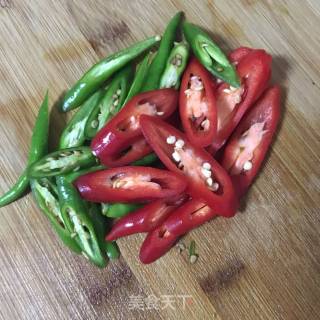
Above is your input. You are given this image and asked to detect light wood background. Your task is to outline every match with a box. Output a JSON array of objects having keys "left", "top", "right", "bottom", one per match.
[{"left": 0, "top": 1, "right": 319, "bottom": 319}]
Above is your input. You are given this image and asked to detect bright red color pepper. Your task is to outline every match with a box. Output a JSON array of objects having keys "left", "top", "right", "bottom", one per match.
[
  {"left": 106, "top": 195, "right": 187, "bottom": 241},
  {"left": 179, "top": 58, "right": 217, "bottom": 147},
  {"left": 229, "top": 47, "right": 253, "bottom": 65},
  {"left": 91, "top": 89, "right": 178, "bottom": 167},
  {"left": 209, "top": 49, "right": 272, "bottom": 154},
  {"left": 140, "top": 115, "right": 238, "bottom": 217},
  {"left": 140, "top": 199, "right": 213, "bottom": 264},
  {"left": 221, "top": 86, "right": 281, "bottom": 197},
  {"left": 75, "top": 166, "right": 187, "bottom": 203}
]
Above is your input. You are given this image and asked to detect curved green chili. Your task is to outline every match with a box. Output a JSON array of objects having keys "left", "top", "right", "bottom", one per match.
[
  {"left": 122, "top": 52, "right": 153, "bottom": 105},
  {"left": 61, "top": 35, "right": 161, "bottom": 112},
  {"left": 131, "top": 153, "right": 158, "bottom": 166},
  {"left": 84, "top": 64, "right": 134, "bottom": 139},
  {"left": 59, "top": 89, "right": 105, "bottom": 149},
  {"left": 28, "top": 146, "right": 98, "bottom": 178},
  {"left": 105, "top": 203, "right": 142, "bottom": 219},
  {"left": 56, "top": 176, "right": 107, "bottom": 268},
  {"left": 141, "top": 12, "right": 183, "bottom": 92},
  {"left": 183, "top": 22, "right": 240, "bottom": 87},
  {"left": 104, "top": 241, "right": 120, "bottom": 260},
  {"left": 160, "top": 42, "right": 190, "bottom": 89},
  {"left": 0, "top": 92, "right": 49, "bottom": 208},
  {"left": 30, "top": 178, "right": 81, "bottom": 253}
]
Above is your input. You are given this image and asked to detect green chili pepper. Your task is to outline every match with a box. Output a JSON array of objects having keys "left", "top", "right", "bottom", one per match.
[
  {"left": 106, "top": 203, "right": 142, "bottom": 218},
  {"left": 30, "top": 178, "right": 81, "bottom": 253},
  {"left": 141, "top": 12, "right": 183, "bottom": 92},
  {"left": 56, "top": 176, "right": 107, "bottom": 268},
  {"left": 183, "top": 22, "right": 240, "bottom": 87},
  {"left": 160, "top": 42, "right": 190, "bottom": 89},
  {"left": 87, "top": 203, "right": 120, "bottom": 260},
  {"left": 64, "top": 165, "right": 105, "bottom": 183},
  {"left": 101, "top": 203, "right": 110, "bottom": 217},
  {"left": 0, "top": 92, "right": 49, "bottom": 208},
  {"left": 122, "top": 52, "right": 153, "bottom": 105},
  {"left": 59, "top": 90, "right": 105, "bottom": 149},
  {"left": 84, "top": 64, "right": 134, "bottom": 139},
  {"left": 28, "top": 146, "right": 97, "bottom": 178},
  {"left": 104, "top": 241, "right": 120, "bottom": 260},
  {"left": 61, "top": 36, "right": 161, "bottom": 112},
  {"left": 131, "top": 153, "right": 158, "bottom": 166}
]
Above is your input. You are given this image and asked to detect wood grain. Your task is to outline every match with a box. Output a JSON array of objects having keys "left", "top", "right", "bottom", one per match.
[{"left": 0, "top": 0, "right": 319, "bottom": 319}]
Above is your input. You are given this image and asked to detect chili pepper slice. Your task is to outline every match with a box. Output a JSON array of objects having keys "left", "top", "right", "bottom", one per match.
[
  {"left": 106, "top": 195, "right": 187, "bottom": 241},
  {"left": 75, "top": 166, "right": 188, "bottom": 203},
  {"left": 104, "top": 203, "right": 142, "bottom": 218},
  {"left": 140, "top": 199, "right": 212, "bottom": 264},
  {"left": 183, "top": 22, "right": 240, "bottom": 87},
  {"left": 140, "top": 115, "right": 238, "bottom": 216},
  {"left": 30, "top": 178, "right": 82, "bottom": 253},
  {"left": 160, "top": 42, "right": 190, "bottom": 89},
  {"left": 209, "top": 49, "right": 272, "bottom": 154},
  {"left": 0, "top": 92, "right": 49, "bottom": 208},
  {"left": 123, "top": 52, "right": 153, "bottom": 106},
  {"left": 229, "top": 47, "right": 253, "bottom": 65},
  {"left": 84, "top": 64, "right": 134, "bottom": 139},
  {"left": 59, "top": 90, "right": 105, "bottom": 149},
  {"left": 179, "top": 58, "right": 217, "bottom": 147},
  {"left": 141, "top": 12, "right": 183, "bottom": 92},
  {"left": 222, "top": 86, "right": 281, "bottom": 197},
  {"left": 56, "top": 175, "right": 107, "bottom": 268},
  {"left": 28, "top": 146, "right": 98, "bottom": 178},
  {"left": 91, "top": 88, "right": 178, "bottom": 166},
  {"left": 61, "top": 35, "right": 161, "bottom": 112}
]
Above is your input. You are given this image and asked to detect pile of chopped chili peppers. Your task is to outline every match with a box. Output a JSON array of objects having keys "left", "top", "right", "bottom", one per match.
[{"left": 0, "top": 12, "right": 281, "bottom": 266}]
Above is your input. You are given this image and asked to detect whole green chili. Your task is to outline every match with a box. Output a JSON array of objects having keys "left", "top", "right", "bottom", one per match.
[
  {"left": 0, "top": 92, "right": 49, "bottom": 208},
  {"left": 183, "top": 22, "right": 240, "bottom": 87},
  {"left": 61, "top": 35, "right": 161, "bottom": 112},
  {"left": 141, "top": 12, "right": 183, "bottom": 92}
]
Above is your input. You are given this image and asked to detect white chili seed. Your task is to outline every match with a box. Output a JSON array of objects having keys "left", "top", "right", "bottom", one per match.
[
  {"left": 116, "top": 89, "right": 121, "bottom": 95},
  {"left": 206, "top": 177, "right": 213, "bottom": 186},
  {"left": 156, "top": 111, "right": 164, "bottom": 116},
  {"left": 113, "top": 99, "right": 119, "bottom": 106},
  {"left": 243, "top": 160, "right": 253, "bottom": 171},
  {"left": 223, "top": 88, "right": 232, "bottom": 94},
  {"left": 201, "top": 168, "right": 212, "bottom": 178},
  {"left": 172, "top": 151, "right": 181, "bottom": 162},
  {"left": 190, "top": 255, "right": 198, "bottom": 264},
  {"left": 201, "top": 119, "right": 210, "bottom": 130},
  {"left": 175, "top": 139, "right": 185, "bottom": 149},
  {"left": 212, "top": 182, "right": 219, "bottom": 191},
  {"left": 166, "top": 135, "right": 176, "bottom": 144},
  {"left": 203, "top": 162, "right": 211, "bottom": 170}
]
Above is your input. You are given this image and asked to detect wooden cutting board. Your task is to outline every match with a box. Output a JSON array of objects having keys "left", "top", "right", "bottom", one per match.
[{"left": 0, "top": 1, "right": 319, "bottom": 319}]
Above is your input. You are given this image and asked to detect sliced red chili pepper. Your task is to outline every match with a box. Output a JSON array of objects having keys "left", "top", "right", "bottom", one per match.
[
  {"left": 106, "top": 194, "right": 187, "bottom": 241},
  {"left": 140, "top": 115, "right": 238, "bottom": 217},
  {"left": 100, "top": 136, "right": 152, "bottom": 167},
  {"left": 209, "top": 49, "right": 272, "bottom": 154},
  {"left": 228, "top": 47, "right": 253, "bottom": 65},
  {"left": 179, "top": 58, "right": 217, "bottom": 147},
  {"left": 75, "top": 166, "right": 187, "bottom": 203},
  {"left": 140, "top": 199, "right": 213, "bottom": 264},
  {"left": 91, "top": 89, "right": 178, "bottom": 166},
  {"left": 222, "top": 86, "right": 280, "bottom": 197}
]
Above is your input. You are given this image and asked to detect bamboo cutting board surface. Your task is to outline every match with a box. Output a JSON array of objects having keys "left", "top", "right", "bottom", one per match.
[{"left": 0, "top": 1, "right": 320, "bottom": 319}]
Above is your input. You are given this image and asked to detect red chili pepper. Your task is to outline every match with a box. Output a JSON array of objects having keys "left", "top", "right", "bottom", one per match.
[
  {"left": 75, "top": 166, "right": 187, "bottom": 203},
  {"left": 228, "top": 47, "right": 253, "bottom": 65},
  {"left": 106, "top": 194, "right": 187, "bottom": 241},
  {"left": 179, "top": 58, "right": 217, "bottom": 147},
  {"left": 140, "top": 115, "right": 238, "bottom": 217},
  {"left": 91, "top": 89, "right": 178, "bottom": 166},
  {"left": 140, "top": 199, "right": 213, "bottom": 264},
  {"left": 221, "top": 86, "right": 280, "bottom": 197},
  {"left": 209, "top": 49, "right": 272, "bottom": 154}
]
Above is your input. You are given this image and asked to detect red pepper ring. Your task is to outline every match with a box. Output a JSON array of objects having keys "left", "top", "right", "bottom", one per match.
[
  {"left": 75, "top": 166, "right": 188, "bottom": 203},
  {"left": 106, "top": 194, "right": 187, "bottom": 241},
  {"left": 140, "top": 115, "right": 238, "bottom": 217},
  {"left": 91, "top": 88, "right": 178, "bottom": 166},
  {"left": 179, "top": 58, "right": 217, "bottom": 147},
  {"left": 222, "top": 86, "right": 281, "bottom": 197},
  {"left": 139, "top": 199, "right": 214, "bottom": 264}
]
